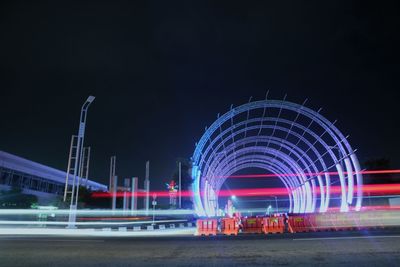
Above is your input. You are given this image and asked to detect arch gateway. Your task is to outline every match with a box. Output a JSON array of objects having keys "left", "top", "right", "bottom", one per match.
[{"left": 191, "top": 99, "right": 363, "bottom": 217}]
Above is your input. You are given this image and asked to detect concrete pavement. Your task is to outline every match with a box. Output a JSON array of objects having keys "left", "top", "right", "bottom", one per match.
[{"left": 1, "top": 230, "right": 400, "bottom": 266}]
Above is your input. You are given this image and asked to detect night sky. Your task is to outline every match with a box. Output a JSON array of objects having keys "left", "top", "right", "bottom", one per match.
[{"left": 1, "top": 1, "right": 399, "bottom": 191}]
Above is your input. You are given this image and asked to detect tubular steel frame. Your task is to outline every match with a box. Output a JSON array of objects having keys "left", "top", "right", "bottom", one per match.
[{"left": 191, "top": 99, "right": 363, "bottom": 217}]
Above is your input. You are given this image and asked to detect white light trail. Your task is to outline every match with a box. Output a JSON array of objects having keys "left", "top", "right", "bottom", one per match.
[
  {"left": 0, "top": 219, "right": 187, "bottom": 226},
  {"left": 0, "top": 228, "right": 196, "bottom": 237},
  {"left": 0, "top": 209, "right": 195, "bottom": 216}
]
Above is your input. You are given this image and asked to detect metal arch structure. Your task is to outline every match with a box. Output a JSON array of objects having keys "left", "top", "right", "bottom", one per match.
[{"left": 191, "top": 99, "right": 363, "bottom": 217}]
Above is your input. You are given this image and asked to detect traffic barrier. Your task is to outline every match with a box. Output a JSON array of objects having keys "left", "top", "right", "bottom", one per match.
[
  {"left": 118, "top": 227, "right": 127, "bottom": 232},
  {"left": 288, "top": 215, "right": 312, "bottom": 233},
  {"left": 147, "top": 225, "right": 154, "bottom": 231},
  {"left": 187, "top": 222, "right": 193, "bottom": 227},
  {"left": 242, "top": 217, "right": 263, "bottom": 234},
  {"left": 307, "top": 214, "right": 317, "bottom": 232},
  {"left": 159, "top": 224, "right": 166, "bottom": 230},
  {"left": 262, "top": 216, "right": 284, "bottom": 234},
  {"left": 193, "top": 210, "right": 400, "bottom": 237},
  {"left": 287, "top": 217, "right": 295, "bottom": 233},
  {"left": 133, "top": 226, "right": 141, "bottom": 231},
  {"left": 333, "top": 213, "right": 348, "bottom": 231},
  {"left": 196, "top": 219, "right": 218, "bottom": 236},
  {"left": 169, "top": 224, "right": 175, "bottom": 229},
  {"left": 313, "top": 212, "right": 360, "bottom": 231},
  {"left": 221, "top": 218, "right": 239, "bottom": 235}
]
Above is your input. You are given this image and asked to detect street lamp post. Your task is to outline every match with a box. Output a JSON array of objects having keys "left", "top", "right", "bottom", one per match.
[
  {"left": 178, "top": 161, "right": 181, "bottom": 209},
  {"left": 67, "top": 96, "right": 95, "bottom": 229},
  {"left": 267, "top": 205, "right": 272, "bottom": 215},
  {"left": 152, "top": 194, "right": 157, "bottom": 226}
]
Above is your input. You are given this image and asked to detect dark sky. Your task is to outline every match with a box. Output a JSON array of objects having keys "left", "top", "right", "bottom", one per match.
[{"left": 1, "top": 1, "right": 399, "bottom": 191}]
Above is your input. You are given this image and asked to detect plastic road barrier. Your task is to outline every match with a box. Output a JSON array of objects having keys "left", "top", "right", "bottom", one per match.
[
  {"left": 288, "top": 215, "right": 313, "bottom": 233},
  {"left": 262, "top": 216, "right": 285, "bottom": 234},
  {"left": 196, "top": 219, "right": 218, "bottom": 236},
  {"left": 221, "top": 218, "right": 239, "bottom": 235},
  {"left": 242, "top": 217, "right": 263, "bottom": 234}
]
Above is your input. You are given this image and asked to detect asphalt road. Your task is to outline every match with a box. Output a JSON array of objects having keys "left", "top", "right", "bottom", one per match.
[{"left": 1, "top": 230, "right": 400, "bottom": 267}]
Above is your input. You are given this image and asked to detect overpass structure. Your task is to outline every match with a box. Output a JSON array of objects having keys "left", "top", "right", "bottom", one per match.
[{"left": 0, "top": 150, "right": 106, "bottom": 202}]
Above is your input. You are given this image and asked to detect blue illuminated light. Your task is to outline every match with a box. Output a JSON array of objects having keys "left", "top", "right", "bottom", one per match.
[{"left": 191, "top": 99, "right": 363, "bottom": 217}]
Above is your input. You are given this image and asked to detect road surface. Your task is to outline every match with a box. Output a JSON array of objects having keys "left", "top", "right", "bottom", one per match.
[{"left": 1, "top": 230, "right": 400, "bottom": 266}]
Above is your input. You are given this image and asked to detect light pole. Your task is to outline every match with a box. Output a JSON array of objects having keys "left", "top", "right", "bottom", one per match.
[
  {"left": 67, "top": 96, "right": 95, "bottom": 229},
  {"left": 267, "top": 205, "right": 272, "bottom": 215},
  {"left": 178, "top": 161, "right": 182, "bottom": 209},
  {"left": 152, "top": 193, "right": 157, "bottom": 226}
]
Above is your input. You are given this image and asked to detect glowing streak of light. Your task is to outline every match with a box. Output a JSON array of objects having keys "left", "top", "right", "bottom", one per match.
[
  {"left": 91, "top": 183, "right": 400, "bottom": 198},
  {"left": 0, "top": 228, "right": 196, "bottom": 237},
  {"left": 0, "top": 209, "right": 195, "bottom": 216},
  {"left": 0, "top": 219, "right": 187, "bottom": 226},
  {"left": 213, "top": 169, "right": 400, "bottom": 179}
]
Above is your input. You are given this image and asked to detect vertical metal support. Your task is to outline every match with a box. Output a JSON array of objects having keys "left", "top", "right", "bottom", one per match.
[
  {"left": 73, "top": 123, "right": 86, "bottom": 206},
  {"left": 109, "top": 156, "right": 116, "bottom": 209},
  {"left": 144, "top": 179, "right": 150, "bottom": 214},
  {"left": 152, "top": 194, "right": 157, "bottom": 225},
  {"left": 67, "top": 96, "right": 95, "bottom": 229},
  {"left": 144, "top": 161, "right": 150, "bottom": 215},
  {"left": 64, "top": 135, "right": 77, "bottom": 202},
  {"left": 123, "top": 191, "right": 127, "bottom": 211},
  {"left": 109, "top": 156, "right": 116, "bottom": 192},
  {"left": 178, "top": 161, "right": 182, "bottom": 209},
  {"left": 112, "top": 175, "right": 118, "bottom": 210},
  {"left": 131, "top": 177, "right": 138, "bottom": 212},
  {"left": 80, "top": 147, "right": 91, "bottom": 186},
  {"left": 123, "top": 178, "right": 131, "bottom": 211}
]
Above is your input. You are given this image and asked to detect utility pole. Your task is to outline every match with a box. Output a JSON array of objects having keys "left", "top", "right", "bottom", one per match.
[
  {"left": 109, "top": 156, "right": 117, "bottom": 210},
  {"left": 144, "top": 161, "right": 150, "bottom": 215},
  {"left": 112, "top": 176, "right": 118, "bottom": 210},
  {"left": 152, "top": 193, "right": 157, "bottom": 226},
  {"left": 274, "top": 196, "right": 279, "bottom": 213},
  {"left": 178, "top": 161, "right": 182, "bottom": 209},
  {"left": 131, "top": 177, "right": 138, "bottom": 212},
  {"left": 123, "top": 178, "right": 131, "bottom": 211},
  {"left": 67, "top": 96, "right": 95, "bottom": 229}
]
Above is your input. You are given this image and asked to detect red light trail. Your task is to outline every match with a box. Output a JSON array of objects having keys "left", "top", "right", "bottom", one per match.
[
  {"left": 219, "top": 169, "right": 400, "bottom": 179},
  {"left": 91, "top": 183, "right": 400, "bottom": 199}
]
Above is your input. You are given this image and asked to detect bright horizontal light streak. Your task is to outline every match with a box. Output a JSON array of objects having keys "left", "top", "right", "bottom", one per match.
[
  {"left": 91, "top": 183, "right": 400, "bottom": 199},
  {"left": 0, "top": 209, "right": 195, "bottom": 216},
  {"left": 0, "top": 219, "right": 187, "bottom": 226},
  {"left": 212, "top": 169, "right": 400, "bottom": 179},
  {"left": 218, "top": 188, "right": 288, "bottom": 197},
  {"left": 0, "top": 228, "right": 196, "bottom": 237}
]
